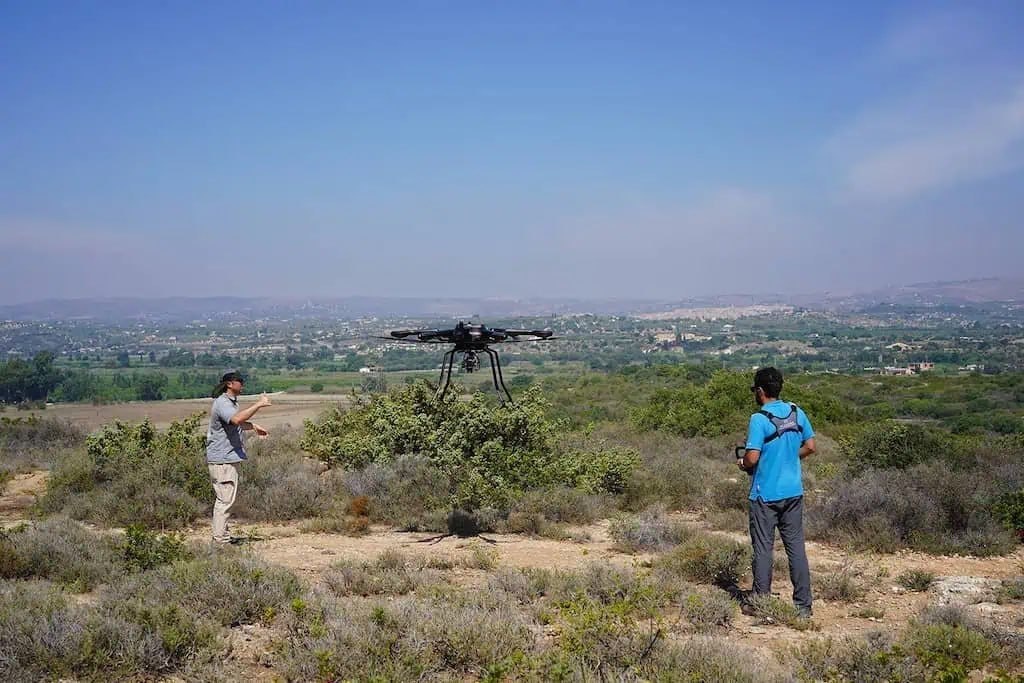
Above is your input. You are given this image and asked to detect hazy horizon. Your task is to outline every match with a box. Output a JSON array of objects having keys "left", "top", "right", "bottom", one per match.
[{"left": 3, "top": 2, "right": 1023, "bottom": 305}]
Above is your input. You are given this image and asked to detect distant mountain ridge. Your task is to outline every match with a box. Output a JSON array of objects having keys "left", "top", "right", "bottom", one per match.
[{"left": 1, "top": 278, "right": 1021, "bottom": 321}]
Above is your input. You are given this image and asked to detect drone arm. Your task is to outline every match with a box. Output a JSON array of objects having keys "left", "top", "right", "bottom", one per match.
[{"left": 502, "top": 329, "right": 554, "bottom": 339}]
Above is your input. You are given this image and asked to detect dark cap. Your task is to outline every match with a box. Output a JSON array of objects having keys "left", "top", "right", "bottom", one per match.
[{"left": 220, "top": 370, "right": 245, "bottom": 383}]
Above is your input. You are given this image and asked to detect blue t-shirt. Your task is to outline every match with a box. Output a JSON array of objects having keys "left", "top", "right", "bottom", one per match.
[{"left": 745, "top": 400, "right": 814, "bottom": 502}]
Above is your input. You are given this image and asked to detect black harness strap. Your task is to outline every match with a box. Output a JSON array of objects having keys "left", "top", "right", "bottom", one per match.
[{"left": 759, "top": 403, "right": 803, "bottom": 444}]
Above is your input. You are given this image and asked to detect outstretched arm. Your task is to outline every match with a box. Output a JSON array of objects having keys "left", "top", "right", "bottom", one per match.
[{"left": 230, "top": 393, "right": 272, "bottom": 425}]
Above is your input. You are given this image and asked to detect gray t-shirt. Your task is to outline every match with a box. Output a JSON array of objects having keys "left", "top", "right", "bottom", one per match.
[{"left": 206, "top": 394, "right": 247, "bottom": 464}]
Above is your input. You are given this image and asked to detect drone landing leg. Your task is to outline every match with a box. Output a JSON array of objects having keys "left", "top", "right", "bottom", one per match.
[
  {"left": 437, "top": 349, "right": 456, "bottom": 399},
  {"left": 485, "top": 348, "right": 514, "bottom": 404}
]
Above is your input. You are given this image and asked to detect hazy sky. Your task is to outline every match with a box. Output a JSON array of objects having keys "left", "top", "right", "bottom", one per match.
[{"left": 2, "top": 1, "right": 1023, "bottom": 303}]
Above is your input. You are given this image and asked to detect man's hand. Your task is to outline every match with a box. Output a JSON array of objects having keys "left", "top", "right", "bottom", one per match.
[
  {"left": 251, "top": 423, "right": 269, "bottom": 437},
  {"left": 257, "top": 393, "right": 272, "bottom": 407}
]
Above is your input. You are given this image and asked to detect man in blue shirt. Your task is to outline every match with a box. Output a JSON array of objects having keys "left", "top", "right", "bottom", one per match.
[{"left": 738, "top": 367, "right": 816, "bottom": 617}]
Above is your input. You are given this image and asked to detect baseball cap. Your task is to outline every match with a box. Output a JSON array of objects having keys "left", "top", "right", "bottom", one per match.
[{"left": 220, "top": 370, "right": 245, "bottom": 383}]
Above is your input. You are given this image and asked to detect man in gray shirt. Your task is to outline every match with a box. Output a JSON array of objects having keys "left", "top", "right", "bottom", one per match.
[{"left": 206, "top": 370, "right": 271, "bottom": 543}]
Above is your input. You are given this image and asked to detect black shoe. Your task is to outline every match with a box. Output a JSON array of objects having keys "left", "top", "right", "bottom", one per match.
[{"left": 796, "top": 606, "right": 813, "bottom": 619}]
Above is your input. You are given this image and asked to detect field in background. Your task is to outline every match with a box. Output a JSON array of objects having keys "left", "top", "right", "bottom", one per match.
[{"left": 16, "top": 392, "right": 349, "bottom": 432}]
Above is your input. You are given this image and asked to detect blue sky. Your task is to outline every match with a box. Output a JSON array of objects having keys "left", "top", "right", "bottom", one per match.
[{"left": 1, "top": 1, "right": 1022, "bottom": 303}]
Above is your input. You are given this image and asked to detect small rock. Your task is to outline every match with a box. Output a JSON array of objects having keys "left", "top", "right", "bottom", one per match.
[{"left": 930, "top": 576, "right": 1000, "bottom": 606}]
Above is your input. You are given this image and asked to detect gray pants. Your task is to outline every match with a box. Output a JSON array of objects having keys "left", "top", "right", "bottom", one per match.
[{"left": 749, "top": 495, "right": 812, "bottom": 611}]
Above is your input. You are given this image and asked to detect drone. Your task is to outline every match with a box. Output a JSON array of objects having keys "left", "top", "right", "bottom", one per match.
[{"left": 384, "top": 321, "right": 556, "bottom": 402}]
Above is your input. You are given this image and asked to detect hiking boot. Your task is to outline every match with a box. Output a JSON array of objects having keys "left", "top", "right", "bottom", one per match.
[{"left": 796, "top": 606, "right": 813, "bottom": 619}]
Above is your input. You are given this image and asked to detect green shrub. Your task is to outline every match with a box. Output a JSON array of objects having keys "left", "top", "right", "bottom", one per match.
[
  {"left": 997, "top": 577, "right": 1024, "bottom": 602},
  {"left": 656, "top": 532, "right": 750, "bottom": 587},
  {"left": 507, "top": 486, "right": 613, "bottom": 526},
  {"left": 301, "top": 382, "right": 638, "bottom": 510},
  {"left": 745, "top": 594, "right": 815, "bottom": 630},
  {"left": 621, "top": 448, "right": 715, "bottom": 512},
  {"left": 791, "top": 632, "right": 915, "bottom": 682},
  {"left": 841, "top": 421, "right": 956, "bottom": 472},
  {"left": 902, "top": 622, "right": 994, "bottom": 674},
  {"left": 119, "top": 524, "right": 189, "bottom": 571},
  {"left": 645, "top": 636, "right": 786, "bottom": 682},
  {"left": 342, "top": 454, "right": 452, "bottom": 530},
  {"left": 896, "top": 569, "right": 935, "bottom": 592},
  {"left": 608, "top": 505, "right": 692, "bottom": 553},
  {"left": 40, "top": 415, "right": 209, "bottom": 529},
  {"left": 629, "top": 370, "right": 751, "bottom": 437},
  {"left": 708, "top": 476, "right": 751, "bottom": 512},
  {"left": 991, "top": 488, "right": 1024, "bottom": 535}
]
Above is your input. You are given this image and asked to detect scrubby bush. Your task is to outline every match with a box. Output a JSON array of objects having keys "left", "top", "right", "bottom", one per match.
[
  {"left": 231, "top": 432, "right": 346, "bottom": 521},
  {"left": 279, "top": 591, "right": 535, "bottom": 681},
  {"left": 608, "top": 505, "right": 692, "bottom": 553},
  {"left": 814, "top": 562, "right": 868, "bottom": 602},
  {"left": 841, "top": 421, "right": 957, "bottom": 472},
  {"left": 0, "top": 517, "right": 121, "bottom": 589},
  {"left": 621, "top": 445, "right": 716, "bottom": 512},
  {"left": 0, "top": 579, "right": 220, "bottom": 681},
  {"left": 997, "top": 576, "right": 1024, "bottom": 602},
  {"left": 745, "top": 594, "right": 815, "bottom": 630},
  {"left": 119, "top": 524, "right": 189, "bottom": 572},
  {"left": 499, "top": 486, "right": 613, "bottom": 539},
  {"left": 342, "top": 454, "right": 452, "bottom": 530},
  {"left": 810, "top": 460, "right": 1018, "bottom": 556},
  {"left": 40, "top": 415, "right": 209, "bottom": 529},
  {"left": 680, "top": 586, "right": 736, "bottom": 631},
  {"left": 896, "top": 569, "right": 935, "bottom": 592},
  {"left": 323, "top": 550, "right": 447, "bottom": 597},
  {"left": 991, "top": 488, "right": 1024, "bottom": 537},
  {"left": 301, "top": 382, "right": 640, "bottom": 510},
  {"left": 118, "top": 549, "right": 303, "bottom": 627},
  {"left": 640, "top": 636, "right": 786, "bottom": 682},
  {"left": 0, "top": 415, "right": 83, "bottom": 468},
  {"left": 629, "top": 370, "right": 752, "bottom": 437},
  {"left": 656, "top": 532, "right": 750, "bottom": 588},
  {"left": 792, "top": 632, "right": 916, "bottom": 682}
]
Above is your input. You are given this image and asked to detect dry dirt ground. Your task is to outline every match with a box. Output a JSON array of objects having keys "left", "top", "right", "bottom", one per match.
[
  {"left": 2, "top": 471, "right": 1022, "bottom": 679},
  {"left": 17, "top": 392, "right": 347, "bottom": 432}
]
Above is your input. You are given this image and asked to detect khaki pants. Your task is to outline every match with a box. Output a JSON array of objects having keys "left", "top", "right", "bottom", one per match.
[{"left": 208, "top": 463, "right": 239, "bottom": 543}]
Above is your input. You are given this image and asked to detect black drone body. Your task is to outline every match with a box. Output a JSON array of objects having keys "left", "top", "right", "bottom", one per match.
[{"left": 386, "top": 321, "right": 555, "bottom": 402}]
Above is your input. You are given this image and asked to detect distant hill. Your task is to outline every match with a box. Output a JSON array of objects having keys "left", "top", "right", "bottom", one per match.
[
  {"left": 1, "top": 278, "right": 1020, "bottom": 321},
  {"left": 0, "top": 296, "right": 663, "bottom": 321}
]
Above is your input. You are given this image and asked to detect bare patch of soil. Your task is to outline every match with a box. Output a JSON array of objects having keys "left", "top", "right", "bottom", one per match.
[{"left": 0, "top": 470, "right": 48, "bottom": 520}]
